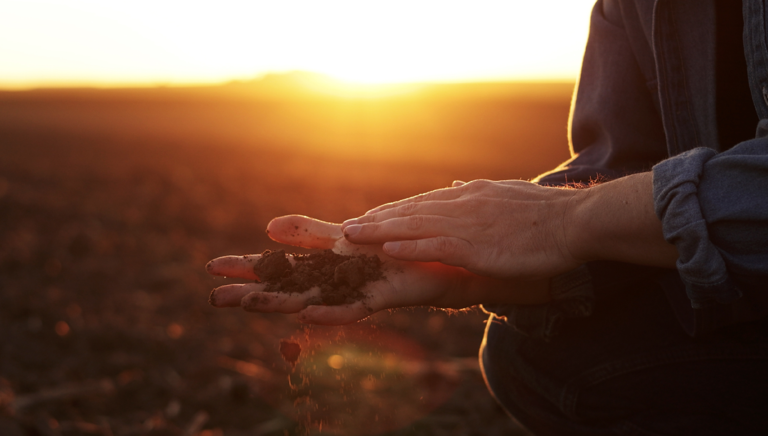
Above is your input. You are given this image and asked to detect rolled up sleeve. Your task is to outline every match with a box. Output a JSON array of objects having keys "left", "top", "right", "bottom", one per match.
[{"left": 653, "top": 130, "right": 768, "bottom": 309}]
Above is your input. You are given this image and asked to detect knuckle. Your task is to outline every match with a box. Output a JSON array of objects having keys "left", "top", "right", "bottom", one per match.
[
  {"left": 397, "top": 240, "right": 418, "bottom": 255},
  {"left": 405, "top": 215, "right": 424, "bottom": 231},
  {"left": 432, "top": 236, "right": 458, "bottom": 254},
  {"left": 397, "top": 202, "right": 419, "bottom": 217},
  {"left": 355, "top": 215, "right": 374, "bottom": 225},
  {"left": 467, "top": 179, "right": 491, "bottom": 190}
]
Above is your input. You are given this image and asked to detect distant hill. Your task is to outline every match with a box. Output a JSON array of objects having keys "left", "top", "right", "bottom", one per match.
[
  {"left": 0, "top": 71, "right": 575, "bottom": 103},
  {"left": 0, "top": 72, "right": 574, "bottom": 180}
]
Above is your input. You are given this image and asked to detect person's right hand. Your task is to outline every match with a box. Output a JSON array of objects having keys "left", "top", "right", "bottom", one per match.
[{"left": 206, "top": 215, "right": 550, "bottom": 326}]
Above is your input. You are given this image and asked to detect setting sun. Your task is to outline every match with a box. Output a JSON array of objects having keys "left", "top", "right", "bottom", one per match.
[{"left": 0, "top": 0, "right": 596, "bottom": 89}]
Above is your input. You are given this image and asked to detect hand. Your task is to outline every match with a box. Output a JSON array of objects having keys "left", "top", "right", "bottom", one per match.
[
  {"left": 340, "top": 179, "right": 584, "bottom": 281},
  {"left": 206, "top": 215, "right": 550, "bottom": 325}
]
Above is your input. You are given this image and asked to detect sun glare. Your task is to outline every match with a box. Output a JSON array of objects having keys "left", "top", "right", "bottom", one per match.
[{"left": 0, "top": 0, "right": 596, "bottom": 89}]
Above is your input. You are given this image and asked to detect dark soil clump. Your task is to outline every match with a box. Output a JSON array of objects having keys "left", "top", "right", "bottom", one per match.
[
  {"left": 253, "top": 249, "right": 292, "bottom": 281},
  {"left": 279, "top": 340, "right": 302, "bottom": 367},
  {"left": 253, "top": 249, "right": 383, "bottom": 305}
]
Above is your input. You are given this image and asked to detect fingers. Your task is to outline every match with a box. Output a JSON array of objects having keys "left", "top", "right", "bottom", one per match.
[
  {"left": 382, "top": 237, "right": 474, "bottom": 266},
  {"left": 343, "top": 200, "right": 464, "bottom": 231},
  {"left": 351, "top": 180, "right": 536, "bottom": 226},
  {"left": 211, "top": 283, "right": 382, "bottom": 325},
  {"left": 362, "top": 185, "right": 465, "bottom": 216},
  {"left": 210, "top": 283, "right": 324, "bottom": 314},
  {"left": 241, "top": 288, "right": 322, "bottom": 313},
  {"left": 267, "top": 215, "right": 341, "bottom": 249},
  {"left": 207, "top": 254, "right": 268, "bottom": 280},
  {"left": 344, "top": 215, "right": 465, "bottom": 245},
  {"left": 297, "top": 301, "right": 375, "bottom": 325},
  {"left": 209, "top": 283, "right": 266, "bottom": 307}
]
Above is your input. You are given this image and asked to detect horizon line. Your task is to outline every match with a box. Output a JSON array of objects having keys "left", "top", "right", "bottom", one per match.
[{"left": 0, "top": 71, "right": 577, "bottom": 92}]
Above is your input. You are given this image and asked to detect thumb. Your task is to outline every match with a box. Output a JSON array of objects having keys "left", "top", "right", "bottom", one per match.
[{"left": 266, "top": 215, "right": 341, "bottom": 249}]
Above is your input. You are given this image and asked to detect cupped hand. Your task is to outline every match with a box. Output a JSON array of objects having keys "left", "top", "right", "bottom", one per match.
[
  {"left": 340, "top": 179, "right": 585, "bottom": 280},
  {"left": 206, "top": 215, "right": 550, "bottom": 325}
]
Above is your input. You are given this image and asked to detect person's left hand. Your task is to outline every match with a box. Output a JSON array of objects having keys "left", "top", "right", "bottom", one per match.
[
  {"left": 206, "top": 215, "right": 550, "bottom": 325},
  {"left": 340, "top": 179, "right": 585, "bottom": 281}
]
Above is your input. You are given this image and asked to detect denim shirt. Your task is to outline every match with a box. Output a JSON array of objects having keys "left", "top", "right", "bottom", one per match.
[{"left": 484, "top": 0, "right": 768, "bottom": 338}]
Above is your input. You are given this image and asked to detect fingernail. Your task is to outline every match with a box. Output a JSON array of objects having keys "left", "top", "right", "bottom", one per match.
[
  {"left": 205, "top": 261, "right": 213, "bottom": 271},
  {"left": 208, "top": 288, "right": 219, "bottom": 306},
  {"left": 344, "top": 224, "right": 362, "bottom": 237},
  {"left": 341, "top": 218, "right": 358, "bottom": 229},
  {"left": 365, "top": 207, "right": 380, "bottom": 216},
  {"left": 383, "top": 241, "right": 401, "bottom": 253}
]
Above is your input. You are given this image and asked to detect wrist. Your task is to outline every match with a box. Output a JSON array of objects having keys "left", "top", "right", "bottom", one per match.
[
  {"left": 560, "top": 172, "right": 678, "bottom": 268},
  {"left": 562, "top": 187, "right": 596, "bottom": 264}
]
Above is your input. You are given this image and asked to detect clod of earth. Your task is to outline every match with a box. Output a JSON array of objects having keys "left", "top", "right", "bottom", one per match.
[
  {"left": 252, "top": 249, "right": 292, "bottom": 281},
  {"left": 279, "top": 340, "right": 301, "bottom": 367},
  {"left": 253, "top": 249, "right": 383, "bottom": 306}
]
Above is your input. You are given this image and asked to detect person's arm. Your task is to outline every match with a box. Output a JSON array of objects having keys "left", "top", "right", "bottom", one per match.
[
  {"left": 566, "top": 171, "right": 678, "bottom": 268},
  {"left": 341, "top": 171, "right": 677, "bottom": 280}
]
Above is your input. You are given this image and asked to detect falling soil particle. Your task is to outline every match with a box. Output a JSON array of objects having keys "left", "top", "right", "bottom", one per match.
[
  {"left": 253, "top": 249, "right": 383, "bottom": 305},
  {"left": 279, "top": 340, "right": 301, "bottom": 367}
]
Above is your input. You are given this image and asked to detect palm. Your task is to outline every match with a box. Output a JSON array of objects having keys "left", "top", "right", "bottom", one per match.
[{"left": 207, "top": 215, "right": 470, "bottom": 325}]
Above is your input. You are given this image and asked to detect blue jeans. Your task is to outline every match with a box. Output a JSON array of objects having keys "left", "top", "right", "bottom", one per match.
[{"left": 480, "top": 273, "right": 768, "bottom": 436}]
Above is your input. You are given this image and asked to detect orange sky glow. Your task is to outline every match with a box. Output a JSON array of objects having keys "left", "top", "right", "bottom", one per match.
[{"left": 0, "top": 0, "right": 596, "bottom": 89}]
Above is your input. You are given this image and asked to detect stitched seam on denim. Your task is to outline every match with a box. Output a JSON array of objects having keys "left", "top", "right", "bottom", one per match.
[
  {"left": 652, "top": 0, "right": 702, "bottom": 157},
  {"left": 558, "top": 344, "right": 768, "bottom": 419},
  {"left": 653, "top": 0, "right": 680, "bottom": 156},
  {"left": 668, "top": 0, "right": 702, "bottom": 153}
]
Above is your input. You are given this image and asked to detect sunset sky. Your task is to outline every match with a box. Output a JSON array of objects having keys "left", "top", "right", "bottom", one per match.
[{"left": 0, "top": 0, "right": 596, "bottom": 89}]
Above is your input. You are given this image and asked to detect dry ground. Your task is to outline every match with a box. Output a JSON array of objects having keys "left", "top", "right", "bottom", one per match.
[{"left": 0, "top": 80, "right": 571, "bottom": 436}]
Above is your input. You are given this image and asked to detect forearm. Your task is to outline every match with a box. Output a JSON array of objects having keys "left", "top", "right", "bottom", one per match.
[{"left": 566, "top": 171, "right": 678, "bottom": 268}]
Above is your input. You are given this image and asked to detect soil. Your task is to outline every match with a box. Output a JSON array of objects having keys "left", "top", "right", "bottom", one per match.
[
  {"left": 279, "top": 340, "right": 301, "bottom": 367},
  {"left": 253, "top": 249, "right": 384, "bottom": 306}
]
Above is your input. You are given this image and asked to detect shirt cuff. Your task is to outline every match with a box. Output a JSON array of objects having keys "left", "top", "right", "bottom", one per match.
[
  {"left": 652, "top": 147, "right": 743, "bottom": 308},
  {"left": 481, "top": 265, "right": 594, "bottom": 340}
]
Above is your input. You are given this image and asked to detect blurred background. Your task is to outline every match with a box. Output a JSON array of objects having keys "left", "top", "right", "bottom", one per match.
[{"left": 0, "top": 1, "right": 593, "bottom": 435}]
